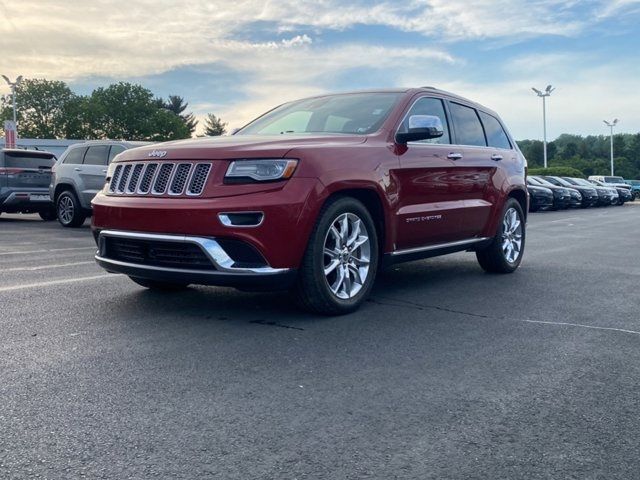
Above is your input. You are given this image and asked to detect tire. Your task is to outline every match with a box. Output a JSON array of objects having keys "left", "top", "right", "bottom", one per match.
[
  {"left": 56, "top": 190, "right": 86, "bottom": 227},
  {"left": 129, "top": 277, "right": 189, "bottom": 291},
  {"left": 294, "top": 196, "right": 379, "bottom": 315},
  {"left": 39, "top": 207, "right": 57, "bottom": 221},
  {"left": 476, "top": 198, "right": 525, "bottom": 274}
]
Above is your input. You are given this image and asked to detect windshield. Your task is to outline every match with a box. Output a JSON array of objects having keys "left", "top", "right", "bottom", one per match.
[
  {"left": 605, "top": 176, "right": 624, "bottom": 183},
  {"left": 529, "top": 176, "right": 553, "bottom": 187},
  {"left": 545, "top": 176, "right": 573, "bottom": 187},
  {"left": 572, "top": 178, "right": 594, "bottom": 187},
  {"left": 236, "top": 92, "right": 402, "bottom": 136}
]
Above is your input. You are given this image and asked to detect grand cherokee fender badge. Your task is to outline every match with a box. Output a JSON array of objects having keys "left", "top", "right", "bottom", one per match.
[{"left": 148, "top": 150, "right": 168, "bottom": 158}]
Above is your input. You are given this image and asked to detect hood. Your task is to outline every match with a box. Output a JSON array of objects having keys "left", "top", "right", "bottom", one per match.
[{"left": 115, "top": 134, "right": 367, "bottom": 162}]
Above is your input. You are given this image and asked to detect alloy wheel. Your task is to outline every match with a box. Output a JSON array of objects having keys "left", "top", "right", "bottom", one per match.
[
  {"left": 58, "top": 195, "right": 75, "bottom": 225},
  {"left": 323, "top": 212, "right": 371, "bottom": 299},
  {"left": 501, "top": 207, "right": 523, "bottom": 264}
]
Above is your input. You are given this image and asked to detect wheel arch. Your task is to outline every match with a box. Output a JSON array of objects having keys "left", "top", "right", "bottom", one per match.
[{"left": 507, "top": 187, "right": 529, "bottom": 221}]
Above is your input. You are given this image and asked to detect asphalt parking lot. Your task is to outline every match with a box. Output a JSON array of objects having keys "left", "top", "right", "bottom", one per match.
[{"left": 1, "top": 205, "right": 639, "bottom": 479}]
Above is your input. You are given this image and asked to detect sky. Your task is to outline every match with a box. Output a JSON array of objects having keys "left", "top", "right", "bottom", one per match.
[{"left": 1, "top": 0, "right": 639, "bottom": 139}]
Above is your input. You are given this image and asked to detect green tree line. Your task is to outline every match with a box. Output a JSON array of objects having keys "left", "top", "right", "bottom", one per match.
[
  {"left": 0, "top": 78, "right": 227, "bottom": 141},
  {"left": 518, "top": 133, "right": 640, "bottom": 179}
]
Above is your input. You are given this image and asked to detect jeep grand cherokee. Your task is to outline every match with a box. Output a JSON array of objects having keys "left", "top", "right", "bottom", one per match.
[{"left": 92, "top": 88, "right": 528, "bottom": 314}]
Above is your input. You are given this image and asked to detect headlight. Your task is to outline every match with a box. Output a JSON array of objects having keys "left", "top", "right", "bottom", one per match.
[{"left": 225, "top": 159, "right": 298, "bottom": 183}]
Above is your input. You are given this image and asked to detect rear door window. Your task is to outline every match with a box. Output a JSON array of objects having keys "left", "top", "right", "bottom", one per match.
[
  {"left": 83, "top": 145, "right": 110, "bottom": 166},
  {"left": 479, "top": 111, "right": 511, "bottom": 149},
  {"left": 4, "top": 151, "right": 55, "bottom": 169},
  {"left": 63, "top": 147, "right": 87, "bottom": 164},
  {"left": 449, "top": 102, "right": 487, "bottom": 147},
  {"left": 108, "top": 145, "right": 126, "bottom": 163}
]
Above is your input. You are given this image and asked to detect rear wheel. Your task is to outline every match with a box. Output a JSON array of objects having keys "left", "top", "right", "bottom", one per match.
[
  {"left": 129, "top": 277, "right": 189, "bottom": 291},
  {"left": 56, "top": 190, "right": 86, "bottom": 227},
  {"left": 476, "top": 198, "right": 525, "bottom": 274},
  {"left": 294, "top": 197, "right": 379, "bottom": 315}
]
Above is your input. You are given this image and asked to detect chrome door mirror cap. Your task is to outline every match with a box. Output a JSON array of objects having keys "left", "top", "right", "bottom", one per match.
[{"left": 396, "top": 115, "right": 444, "bottom": 144}]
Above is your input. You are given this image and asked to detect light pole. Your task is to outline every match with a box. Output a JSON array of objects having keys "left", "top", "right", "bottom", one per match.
[
  {"left": 532, "top": 85, "right": 555, "bottom": 168},
  {"left": 603, "top": 119, "right": 618, "bottom": 176},
  {"left": 2, "top": 75, "right": 23, "bottom": 127}
]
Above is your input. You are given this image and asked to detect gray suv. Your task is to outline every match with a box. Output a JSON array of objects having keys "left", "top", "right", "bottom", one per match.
[
  {"left": 1, "top": 149, "right": 57, "bottom": 220},
  {"left": 50, "top": 141, "right": 149, "bottom": 227}
]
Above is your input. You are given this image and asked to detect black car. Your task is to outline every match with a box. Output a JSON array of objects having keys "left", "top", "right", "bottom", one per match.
[
  {"left": 589, "top": 179, "right": 631, "bottom": 205},
  {"left": 526, "top": 182, "right": 554, "bottom": 212},
  {"left": 558, "top": 177, "right": 599, "bottom": 208},
  {"left": 566, "top": 177, "right": 618, "bottom": 206},
  {"left": 0, "top": 149, "right": 57, "bottom": 220},
  {"left": 568, "top": 188, "right": 582, "bottom": 208},
  {"left": 528, "top": 176, "right": 572, "bottom": 210}
]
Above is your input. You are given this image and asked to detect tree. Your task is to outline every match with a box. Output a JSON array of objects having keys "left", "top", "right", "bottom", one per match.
[
  {"left": 160, "top": 95, "right": 197, "bottom": 134},
  {"left": 203, "top": 113, "right": 227, "bottom": 136},
  {"left": 0, "top": 78, "right": 83, "bottom": 138},
  {"left": 87, "top": 82, "right": 190, "bottom": 141}
]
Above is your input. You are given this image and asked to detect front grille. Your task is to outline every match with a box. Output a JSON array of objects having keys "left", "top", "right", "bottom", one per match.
[
  {"left": 169, "top": 163, "right": 192, "bottom": 195},
  {"left": 153, "top": 164, "right": 174, "bottom": 194},
  {"left": 107, "top": 162, "right": 212, "bottom": 197},
  {"left": 104, "top": 237, "right": 215, "bottom": 270}
]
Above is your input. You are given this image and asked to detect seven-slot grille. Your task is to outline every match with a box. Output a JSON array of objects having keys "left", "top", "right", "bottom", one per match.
[{"left": 108, "top": 162, "right": 212, "bottom": 196}]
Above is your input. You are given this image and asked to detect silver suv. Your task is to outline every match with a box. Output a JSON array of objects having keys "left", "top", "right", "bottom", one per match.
[{"left": 50, "top": 141, "right": 149, "bottom": 227}]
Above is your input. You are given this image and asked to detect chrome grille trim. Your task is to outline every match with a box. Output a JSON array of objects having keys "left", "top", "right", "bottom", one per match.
[
  {"left": 126, "top": 164, "right": 145, "bottom": 194},
  {"left": 117, "top": 164, "right": 133, "bottom": 193},
  {"left": 137, "top": 163, "right": 158, "bottom": 194},
  {"left": 109, "top": 165, "right": 123, "bottom": 193},
  {"left": 107, "top": 162, "right": 212, "bottom": 197},
  {"left": 152, "top": 163, "right": 175, "bottom": 195},
  {"left": 187, "top": 163, "right": 212, "bottom": 196},
  {"left": 168, "top": 163, "right": 192, "bottom": 195}
]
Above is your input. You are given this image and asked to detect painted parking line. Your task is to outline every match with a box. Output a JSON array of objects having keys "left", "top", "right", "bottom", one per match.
[
  {"left": 0, "top": 246, "right": 96, "bottom": 256},
  {"left": 2, "top": 261, "right": 95, "bottom": 272},
  {"left": 0, "top": 274, "right": 115, "bottom": 293}
]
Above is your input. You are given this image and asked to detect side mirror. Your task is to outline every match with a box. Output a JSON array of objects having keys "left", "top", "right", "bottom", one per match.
[{"left": 396, "top": 115, "right": 444, "bottom": 144}]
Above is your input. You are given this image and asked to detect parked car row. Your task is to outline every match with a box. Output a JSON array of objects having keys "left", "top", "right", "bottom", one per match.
[{"left": 526, "top": 174, "right": 635, "bottom": 212}]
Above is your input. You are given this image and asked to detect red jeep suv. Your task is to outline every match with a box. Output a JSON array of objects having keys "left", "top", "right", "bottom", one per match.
[{"left": 92, "top": 88, "right": 528, "bottom": 314}]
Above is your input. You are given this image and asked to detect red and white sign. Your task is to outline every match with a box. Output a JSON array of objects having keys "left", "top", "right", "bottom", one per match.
[{"left": 4, "top": 120, "right": 17, "bottom": 149}]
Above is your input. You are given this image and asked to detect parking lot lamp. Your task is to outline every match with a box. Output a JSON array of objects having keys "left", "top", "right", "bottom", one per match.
[
  {"left": 531, "top": 85, "right": 555, "bottom": 168},
  {"left": 603, "top": 119, "right": 618, "bottom": 176},
  {"left": 1, "top": 75, "right": 23, "bottom": 128}
]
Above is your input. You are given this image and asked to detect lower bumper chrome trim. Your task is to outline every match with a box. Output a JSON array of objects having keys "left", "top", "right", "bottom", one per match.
[{"left": 97, "top": 229, "right": 288, "bottom": 275}]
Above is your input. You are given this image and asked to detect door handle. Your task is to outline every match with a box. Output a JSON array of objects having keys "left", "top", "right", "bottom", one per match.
[
  {"left": 74, "top": 167, "right": 82, "bottom": 172},
  {"left": 447, "top": 152, "right": 463, "bottom": 160},
  {"left": 491, "top": 154, "right": 503, "bottom": 161}
]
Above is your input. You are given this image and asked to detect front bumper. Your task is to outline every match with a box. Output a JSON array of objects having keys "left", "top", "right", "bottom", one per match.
[
  {"left": 95, "top": 230, "right": 297, "bottom": 290},
  {"left": 91, "top": 177, "right": 322, "bottom": 269}
]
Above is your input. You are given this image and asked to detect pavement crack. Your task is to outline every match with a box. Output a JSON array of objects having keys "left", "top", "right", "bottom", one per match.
[
  {"left": 369, "top": 296, "right": 491, "bottom": 319},
  {"left": 249, "top": 319, "right": 304, "bottom": 331}
]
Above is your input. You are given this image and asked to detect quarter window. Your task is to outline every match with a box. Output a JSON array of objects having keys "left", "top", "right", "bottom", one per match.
[
  {"left": 479, "top": 111, "right": 511, "bottom": 149},
  {"left": 83, "top": 145, "right": 109, "bottom": 166},
  {"left": 399, "top": 97, "right": 450, "bottom": 144},
  {"left": 63, "top": 146, "right": 87, "bottom": 165},
  {"left": 449, "top": 102, "right": 486, "bottom": 147}
]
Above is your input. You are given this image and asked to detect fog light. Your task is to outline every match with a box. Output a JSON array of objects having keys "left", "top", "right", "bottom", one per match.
[{"left": 218, "top": 212, "right": 264, "bottom": 227}]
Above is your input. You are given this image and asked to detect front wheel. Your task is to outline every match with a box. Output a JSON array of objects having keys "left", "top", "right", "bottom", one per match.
[
  {"left": 294, "top": 197, "right": 379, "bottom": 315},
  {"left": 476, "top": 198, "right": 525, "bottom": 274}
]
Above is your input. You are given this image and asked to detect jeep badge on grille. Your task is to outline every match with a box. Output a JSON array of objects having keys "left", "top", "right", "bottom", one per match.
[{"left": 148, "top": 150, "right": 168, "bottom": 158}]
